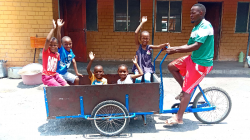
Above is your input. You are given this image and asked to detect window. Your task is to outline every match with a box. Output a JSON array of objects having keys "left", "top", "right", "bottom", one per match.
[
  {"left": 235, "top": 2, "right": 250, "bottom": 33},
  {"left": 156, "top": 0, "right": 182, "bottom": 32},
  {"left": 114, "top": 0, "right": 140, "bottom": 31},
  {"left": 86, "top": 0, "right": 97, "bottom": 31}
]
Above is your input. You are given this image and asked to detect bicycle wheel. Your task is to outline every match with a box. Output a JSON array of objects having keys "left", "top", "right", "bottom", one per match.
[
  {"left": 193, "top": 87, "right": 232, "bottom": 124},
  {"left": 91, "top": 100, "right": 130, "bottom": 136}
]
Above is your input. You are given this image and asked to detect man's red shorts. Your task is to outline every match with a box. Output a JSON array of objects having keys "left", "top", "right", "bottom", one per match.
[{"left": 170, "top": 55, "right": 213, "bottom": 94}]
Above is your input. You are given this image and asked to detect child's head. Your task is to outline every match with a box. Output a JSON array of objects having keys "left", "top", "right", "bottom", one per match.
[
  {"left": 62, "top": 36, "right": 72, "bottom": 51},
  {"left": 94, "top": 65, "right": 104, "bottom": 79},
  {"left": 117, "top": 64, "right": 129, "bottom": 80},
  {"left": 49, "top": 37, "right": 58, "bottom": 53},
  {"left": 140, "top": 31, "right": 150, "bottom": 46}
]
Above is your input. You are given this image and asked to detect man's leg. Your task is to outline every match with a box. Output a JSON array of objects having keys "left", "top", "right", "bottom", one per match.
[{"left": 168, "top": 63, "right": 183, "bottom": 87}]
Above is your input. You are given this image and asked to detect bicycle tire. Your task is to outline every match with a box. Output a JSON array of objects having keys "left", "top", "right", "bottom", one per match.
[
  {"left": 193, "top": 87, "right": 232, "bottom": 124},
  {"left": 90, "top": 100, "right": 130, "bottom": 136}
]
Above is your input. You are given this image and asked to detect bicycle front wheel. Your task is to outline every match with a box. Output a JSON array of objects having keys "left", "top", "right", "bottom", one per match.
[
  {"left": 193, "top": 87, "right": 232, "bottom": 124},
  {"left": 91, "top": 100, "right": 130, "bottom": 136}
]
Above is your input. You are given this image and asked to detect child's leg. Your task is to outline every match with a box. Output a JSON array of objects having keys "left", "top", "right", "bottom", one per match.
[
  {"left": 135, "top": 71, "right": 142, "bottom": 83},
  {"left": 144, "top": 72, "right": 151, "bottom": 83},
  {"left": 42, "top": 75, "right": 62, "bottom": 86},
  {"left": 61, "top": 72, "right": 78, "bottom": 85},
  {"left": 55, "top": 73, "right": 68, "bottom": 86}
]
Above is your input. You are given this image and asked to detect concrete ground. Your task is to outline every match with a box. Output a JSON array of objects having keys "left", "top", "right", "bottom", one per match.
[
  {"left": 0, "top": 75, "right": 250, "bottom": 140},
  {"left": 68, "top": 61, "right": 250, "bottom": 75}
]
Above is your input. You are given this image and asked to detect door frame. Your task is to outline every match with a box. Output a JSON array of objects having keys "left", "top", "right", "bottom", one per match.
[
  {"left": 199, "top": 2, "right": 223, "bottom": 60},
  {"left": 58, "top": 0, "right": 87, "bottom": 62}
]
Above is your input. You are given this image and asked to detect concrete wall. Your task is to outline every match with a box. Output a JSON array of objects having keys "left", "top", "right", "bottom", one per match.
[
  {"left": 1, "top": 0, "right": 250, "bottom": 67},
  {"left": 85, "top": 0, "right": 250, "bottom": 61},
  {"left": 0, "top": 0, "right": 53, "bottom": 67}
]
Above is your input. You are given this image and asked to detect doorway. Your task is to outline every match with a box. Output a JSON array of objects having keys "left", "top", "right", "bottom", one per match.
[
  {"left": 59, "top": 0, "right": 87, "bottom": 62},
  {"left": 199, "top": 2, "right": 222, "bottom": 60}
]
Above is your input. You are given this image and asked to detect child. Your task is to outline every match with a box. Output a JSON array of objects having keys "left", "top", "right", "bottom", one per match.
[
  {"left": 117, "top": 56, "right": 143, "bottom": 84},
  {"left": 56, "top": 19, "right": 83, "bottom": 85},
  {"left": 86, "top": 51, "right": 107, "bottom": 85},
  {"left": 42, "top": 20, "right": 69, "bottom": 87},
  {"left": 132, "top": 16, "right": 168, "bottom": 83}
]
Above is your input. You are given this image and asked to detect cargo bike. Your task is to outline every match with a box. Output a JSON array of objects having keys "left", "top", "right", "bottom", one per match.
[{"left": 43, "top": 49, "right": 232, "bottom": 136}]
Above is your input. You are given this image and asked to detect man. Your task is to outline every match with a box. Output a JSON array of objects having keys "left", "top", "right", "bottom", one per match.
[{"left": 165, "top": 3, "right": 214, "bottom": 125}]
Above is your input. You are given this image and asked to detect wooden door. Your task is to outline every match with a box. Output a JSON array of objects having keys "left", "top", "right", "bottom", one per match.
[
  {"left": 60, "top": 0, "right": 87, "bottom": 62},
  {"left": 200, "top": 2, "right": 222, "bottom": 60}
]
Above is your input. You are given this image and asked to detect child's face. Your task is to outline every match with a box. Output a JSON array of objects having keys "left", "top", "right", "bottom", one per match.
[
  {"left": 118, "top": 66, "right": 128, "bottom": 80},
  {"left": 140, "top": 32, "right": 150, "bottom": 46},
  {"left": 49, "top": 40, "right": 58, "bottom": 53},
  {"left": 94, "top": 66, "right": 104, "bottom": 79},
  {"left": 62, "top": 38, "right": 72, "bottom": 52}
]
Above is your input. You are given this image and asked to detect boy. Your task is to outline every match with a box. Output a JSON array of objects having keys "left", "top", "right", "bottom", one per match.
[
  {"left": 86, "top": 51, "right": 107, "bottom": 85},
  {"left": 42, "top": 20, "right": 69, "bottom": 87},
  {"left": 56, "top": 19, "right": 83, "bottom": 85},
  {"left": 132, "top": 16, "right": 168, "bottom": 83}
]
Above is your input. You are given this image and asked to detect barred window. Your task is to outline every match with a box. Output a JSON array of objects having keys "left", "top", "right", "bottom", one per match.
[
  {"left": 86, "top": 0, "right": 97, "bottom": 31},
  {"left": 235, "top": 2, "right": 250, "bottom": 33},
  {"left": 156, "top": 0, "right": 182, "bottom": 32},
  {"left": 114, "top": 0, "right": 140, "bottom": 31}
]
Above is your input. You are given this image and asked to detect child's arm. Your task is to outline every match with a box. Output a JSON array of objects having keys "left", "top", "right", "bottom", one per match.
[
  {"left": 57, "top": 19, "right": 64, "bottom": 49},
  {"left": 86, "top": 51, "right": 95, "bottom": 77},
  {"left": 72, "top": 58, "right": 83, "bottom": 77},
  {"left": 44, "top": 20, "right": 56, "bottom": 51},
  {"left": 135, "top": 16, "right": 147, "bottom": 50},
  {"left": 149, "top": 43, "right": 169, "bottom": 50},
  {"left": 130, "top": 55, "right": 144, "bottom": 79}
]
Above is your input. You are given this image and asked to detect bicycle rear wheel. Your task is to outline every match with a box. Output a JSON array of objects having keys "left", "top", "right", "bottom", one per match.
[{"left": 193, "top": 87, "right": 232, "bottom": 124}]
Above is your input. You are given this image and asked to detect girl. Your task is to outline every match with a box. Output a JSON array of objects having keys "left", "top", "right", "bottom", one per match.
[
  {"left": 133, "top": 16, "right": 168, "bottom": 83},
  {"left": 42, "top": 20, "right": 69, "bottom": 87},
  {"left": 117, "top": 56, "right": 143, "bottom": 84}
]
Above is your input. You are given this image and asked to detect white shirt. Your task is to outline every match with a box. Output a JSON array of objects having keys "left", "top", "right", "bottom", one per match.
[{"left": 117, "top": 75, "right": 133, "bottom": 84}]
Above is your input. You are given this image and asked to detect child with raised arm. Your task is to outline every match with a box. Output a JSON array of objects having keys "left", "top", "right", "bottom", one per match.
[
  {"left": 56, "top": 19, "right": 83, "bottom": 85},
  {"left": 132, "top": 16, "right": 168, "bottom": 83},
  {"left": 42, "top": 20, "right": 69, "bottom": 87},
  {"left": 86, "top": 52, "right": 107, "bottom": 85},
  {"left": 117, "top": 56, "right": 143, "bottom": 84}
]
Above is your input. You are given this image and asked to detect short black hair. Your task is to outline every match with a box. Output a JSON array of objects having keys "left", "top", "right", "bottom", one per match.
[
  {"left": 118, "top": 64, "right": 128, "bottom": 71},
  {"left": 62, "top": 36, "right": 71, "bottom": 43},
  {"left": 51, "top": 37, "right": 58, "bottom": 43},
  {"left": 193, "top": 3, "right": 206, "bottom": 16},
  {"left": 141, "top": 31, "right": 150, "bottom": 36}
]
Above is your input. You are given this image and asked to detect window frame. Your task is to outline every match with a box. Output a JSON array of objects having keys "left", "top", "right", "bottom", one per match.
[
  {"left": 155, "top": 0, "right": 182, "bottom": 33},
  {"left": 86, "top": 0, "right": 98, "bottom": 31},
  {"left": 235, "top": 2, "right": 250, "bottom": 33},
  {"left": 113, "top": 0, "right": 141, "bottom": 32}
]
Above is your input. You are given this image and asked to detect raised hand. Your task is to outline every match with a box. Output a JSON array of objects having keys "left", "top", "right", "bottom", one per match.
[
  {"left": 57, "top": 19, "right": 65, "bottom": 27},
  {"left": 52, "top": 19, "right": 56, "bottom": 29},
  {"left": 89, "top": 51, "right": 95, "bottom": 61},
  {"left": 141, "top": 16, "right": 147, "bottom": 23},
  {"left": 132, "top": 55, "right": 138, "bottom": 64}
]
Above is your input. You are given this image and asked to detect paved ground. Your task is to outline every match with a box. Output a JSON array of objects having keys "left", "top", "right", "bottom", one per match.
[{"left": 0, "top": 75, "right": 250, "bottom": 140}]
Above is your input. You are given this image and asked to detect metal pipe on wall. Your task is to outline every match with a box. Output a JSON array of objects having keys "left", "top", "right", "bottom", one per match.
[{"left": 151, "top": 0, "right": 155, "bottom": 61}]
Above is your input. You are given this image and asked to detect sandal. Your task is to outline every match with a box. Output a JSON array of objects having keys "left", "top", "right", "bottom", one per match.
[
  {"left": 165, "top": 117, "right": 183, "bottom": 126},
  {"left": 175, "top": 93, "right": 183, "bottom": 100}
]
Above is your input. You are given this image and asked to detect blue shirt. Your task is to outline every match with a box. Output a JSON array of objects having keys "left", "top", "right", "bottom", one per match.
[{"left": 56, "top": 46, "right": 75, "bottom": 75}]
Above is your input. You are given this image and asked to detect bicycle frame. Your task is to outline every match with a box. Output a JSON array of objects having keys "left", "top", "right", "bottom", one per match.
[{"left": 153, "top": 48, "right": 215, "bottom": 114}]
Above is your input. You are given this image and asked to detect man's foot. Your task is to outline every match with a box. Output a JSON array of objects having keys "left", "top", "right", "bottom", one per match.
[
  {"left": 165, "top": 115, "right": 183, "bottom": 126},
  {"left": 175, "top": 93, "right": 183, "bottom": 100}
]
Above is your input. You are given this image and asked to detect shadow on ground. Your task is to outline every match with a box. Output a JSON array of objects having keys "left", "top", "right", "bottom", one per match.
[
  {"left": 17, "top": 81, "right": 42, "bottom": 89},
  {"left": 38, "top": 115, "right": 202, "bottom": 138}
]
